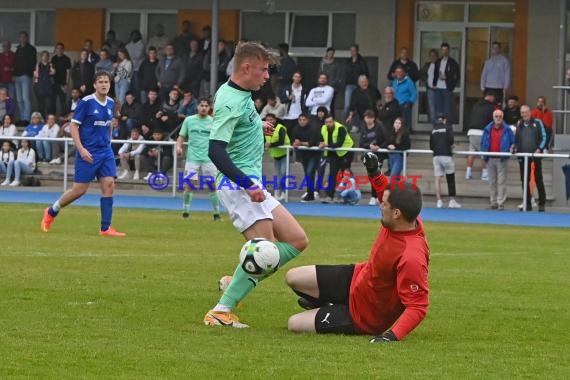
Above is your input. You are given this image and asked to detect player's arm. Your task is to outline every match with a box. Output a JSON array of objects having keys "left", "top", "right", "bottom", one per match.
[
  {"left": 209, "top": 140, "right": 256, "bottom": 190},
  {"left": 371, "top": 250, "right": 429, "bottom": 343},
  {"left": 70, "top": 100, "right": 93, "bottom": 163},
  {"left": 176, "top": 120, "right": 188, "bottom": 156}
]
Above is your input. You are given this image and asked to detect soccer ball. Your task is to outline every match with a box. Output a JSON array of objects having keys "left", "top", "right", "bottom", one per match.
[{"left": 239, "top": 238, "right": 280, "bottom": 278}]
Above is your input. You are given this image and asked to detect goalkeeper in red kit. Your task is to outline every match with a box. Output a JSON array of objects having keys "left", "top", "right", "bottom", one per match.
[{"left": 286, "top": 152, "right": 429, "bottom": 342}]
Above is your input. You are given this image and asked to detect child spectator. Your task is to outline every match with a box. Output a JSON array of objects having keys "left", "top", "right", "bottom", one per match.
[
  {"left": 36, "top": 114, "right": 59, "bottom": 162},
  {"left": 1, "top": 139, "right": 36, "bottom": 186},
  {"left": 335, "top": 168, "right": 361, "bottom": 205},
  {"left": 0, "top": 140, "right": 15, "bottom": 175},
  {"left": 430, "top": 117, "right": 461, "bottom": 208}
]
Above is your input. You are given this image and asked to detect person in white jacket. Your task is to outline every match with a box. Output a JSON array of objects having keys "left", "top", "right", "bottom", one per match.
[
  {"left": 37, "top": 114, "right": 60, "bottom": 162},
  {"left": 305, "top": 73, "right": 334, "bottom": 123},
  {"left": 118, "top": 127, "right": 145, "bottom": 180},
  {"left": 1, "top": 139, "right": 36, "bottom": 186}
]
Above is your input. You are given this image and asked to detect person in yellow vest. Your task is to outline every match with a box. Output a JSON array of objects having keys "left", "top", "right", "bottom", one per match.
[
  {"left": 319, "top": 114, "right": 354, "bottom": 203},
  {"left": 265, "top": 113, "right": 290, "bottom": 201}
]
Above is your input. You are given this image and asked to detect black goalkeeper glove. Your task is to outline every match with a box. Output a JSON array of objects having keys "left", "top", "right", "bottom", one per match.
[
  {"left": 370, "top": 330, "right": 398, "bottom": 343},
  {"left": 361, "top": 152, "right": 383, "bottom": 176}
]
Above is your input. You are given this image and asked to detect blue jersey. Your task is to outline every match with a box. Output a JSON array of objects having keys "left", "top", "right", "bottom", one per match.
[{"left": 71, "top": 94, "right": 115, "bottom": 152}]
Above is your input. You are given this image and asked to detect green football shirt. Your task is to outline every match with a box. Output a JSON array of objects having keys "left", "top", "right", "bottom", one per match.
[
  {"left": 210, "top": 82, "right": 264, "bottom": 183},
  {"left": 179, "top": 114, "right": 214, "bottom": 163}
]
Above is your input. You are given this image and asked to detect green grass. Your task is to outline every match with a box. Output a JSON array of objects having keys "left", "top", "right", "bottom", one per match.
[{"left": 0, "top": 204, "right": 569, "bottom": 379}]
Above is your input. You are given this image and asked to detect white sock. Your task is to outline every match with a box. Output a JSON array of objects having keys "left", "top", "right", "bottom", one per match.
[
  {"left": 52, "top": 200, "right": 61, "bottom": 212},
  {"left": 213, "top": 304, "right": 231, "bottom": 313},
  {"left": 466, "top": 167, "right": 472, "bottom": 175}
]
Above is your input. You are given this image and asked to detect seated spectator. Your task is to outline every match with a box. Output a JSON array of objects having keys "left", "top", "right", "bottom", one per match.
[
  {"left": 360, "top": 109, "right": 387, "bottom": 205},
  {"left": 430, "top": 117, "right": 461, "bottom": 209},
  {"left": 118, "top": 127, "right": 145, "bottom": 180},
  {"left": 118, "top": 92, "right": 141, "bottom": 133},
  {"left": 386, "top": 117, "right": 411, "bottom": 176},
  {"left": 335, "top": 168, "right": 361, "bottom": 205},
  {"left": 503, "top": 95, "right": 521, "bottom": 126},
  {"left": 156, "top": 88, "right": 181, "bottom": 135},
  {"left": 141, "top": 128, "right": 173, "bottom": 179},
  {"left": 264, "top": 113, "right": 290, "bottom": 201},
  {"left": 260, "top": 94, "right": 287, "bottom": 120},
  {"left": 36, "top": 114, "right": 60, "bottom": 162},
  {"left": 63, "top": 88, "right": 82, "bottom": 115},
  {"left": 177, "top": 89, "right": 197, "bottom": 119},
  {"left": 50, "top": 111, "right": 75, "bottom": 164},
  {"left": 1, "top": 114, "right": 18, "bottom": 148},
  {"left": 140, "top": 123, "right": 153, "bottom": 141},
  {"left": 22, "top": 112, "right": 44, "bottom": 151},
  {"left": 0, "top": 140, "right": 15, "bottom": 176},
  {"left": 292, "top": 113, "right": 321, "bottom": 203},
  {"left": 376, "top": 87, "right": 402, "bottom": 130},
  {"left": 1, "top": 139, "right": 36, "bottom": 186},
  {"left": 138, "top": 47, "right": 159, "bottom": 104},
  {"left": 0, "top": 87, "right": 16, "bottom": 120}
]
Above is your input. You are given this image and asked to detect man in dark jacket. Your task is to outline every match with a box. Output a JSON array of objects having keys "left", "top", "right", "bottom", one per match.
[
  {"left": 430, "top": 117, "right": 461, "bottom": 209},
  {"left": 432, "top": 43, "right": 459, "bottom": 123},
  {"left": 345, "top": 75, "right": 381, "bottom": 133},
  {"left": 465, "top": 91, "right": 496, "bottom": 180},
  {"left": 513, "top": 105, "right": 547, "bottom": 211},
  {"left": 183, "top": 39, "right": 204, "bottom": 99},
  {"left": 376, "top": 86, "right": 402, "bottom": 131},
  {"left": 14, "top": 31, "right": 36, "bottom": 122},
  {"left": 343, "top": 44, "right": 369, "bottom": 118},
  {"left": 138, "top": 47, "right": 159, "bottom": 104},
  {"left": 387, "top": 47, "right": 419, "bottom": 83}
]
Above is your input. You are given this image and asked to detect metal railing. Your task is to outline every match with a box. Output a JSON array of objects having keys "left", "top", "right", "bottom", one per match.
[{"left": 3, "top": 136, "right": 570, "bottom": 212}]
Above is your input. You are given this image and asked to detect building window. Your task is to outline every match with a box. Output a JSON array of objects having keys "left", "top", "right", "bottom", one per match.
[
  {"left": 290, "top": 14, "right": 329, "bottom": 48},
  {"left": 107, "top": 10, "right": 178, "bottom": 44},
  {"left": 332, "top": 13, "right": 356, "bottom": 51},
  {"left": 417, "top": 4, "right": 465, "bottom": 22},
  {"left": 241, "top": 12, "right": 286, "bottom": 48},
  {"left": 0, "top": 10, "right": 55, "bottom": 47},
  {"left": 468, "top": 4, "right": 515, "bottom": 23}
]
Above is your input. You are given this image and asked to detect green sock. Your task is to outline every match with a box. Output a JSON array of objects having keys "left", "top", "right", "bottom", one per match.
[
  {"left": 209, "top": 191, "right": 220, "bottom": 214},
  {"left": 219, "top": 264, "right": 258, "bottom": 309},
  {"left": 275, "top": 242, "right": 301, "bottom": 267},
  {"left": 183, "top": 191, "right": 193, "bottom": 212}
]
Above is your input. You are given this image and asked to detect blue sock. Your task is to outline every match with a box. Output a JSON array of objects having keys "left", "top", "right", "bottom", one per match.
[
  {"left": 48, "top": 207, "right": 58, "bottom": 217},
  {"left": 100, "top": 197, "right": 113, "bottom": 231}
]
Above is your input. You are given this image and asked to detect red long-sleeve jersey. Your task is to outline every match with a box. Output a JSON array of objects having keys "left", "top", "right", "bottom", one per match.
[
  {"left": 349, "top": 218, "right": 430, "bottom": 340},
  {"left": 531, "top": 108, "right": 553, "bottom": 129}
]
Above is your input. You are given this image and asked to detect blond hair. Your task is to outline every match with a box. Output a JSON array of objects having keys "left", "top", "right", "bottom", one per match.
[{"left": 233, "top": 41, "right": 276, "bottom": 73}]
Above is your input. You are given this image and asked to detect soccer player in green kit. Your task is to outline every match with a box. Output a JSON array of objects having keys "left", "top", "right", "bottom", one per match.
[
  {"left": 204, "top": 42, "right": 309, "bottom": 328},
  {"left": 176, "top": 97, "right": 221, "bottom": 220}
]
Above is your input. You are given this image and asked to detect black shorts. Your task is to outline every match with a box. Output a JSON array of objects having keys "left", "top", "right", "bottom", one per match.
[{"left": 314, "top": 264, "right": 358, "bottom": 334}]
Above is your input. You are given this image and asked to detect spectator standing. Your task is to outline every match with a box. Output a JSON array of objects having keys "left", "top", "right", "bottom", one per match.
[
  {"left": 344, "top": 44, "right": 369, "bottom": 118},
  {"left": 113, "top": 48, "right": 133, "bottom": 105},
  {"left": 155, "top": 44, "right": 185, "bottom": 102},
  {"left": 279, "top": 71, "right": 308, "bottom": 138},
  {"left": 386, "top": 117, "right": 411, "bottom": 176},
  {"left": 465, "top": 91, "right": 496, "bottom": 180},
  {"left": 391, "top": 67, "right": 417, "bottom": 133},
  {"left": 503, "top": 95, "right": 521, "bottom": 126},
  {"left": 14, "top": 32, "right": 36, "bottom": 123},
  {"left": 201, "top": 40, "right": 231, "bottom": 98},
  {"left": 319, "top": 47, "right": 343, "bottom": 117},
  {"left": 530, "top": 96, "right": 554, "bottom": 150},
  {"left": 292, "top": 113, "right": 321, "bottom": 202},
  {"left": 103, "top": 30, "right": 123, "bottom": 60},
  {"left": 430, "top": 118, "right": 461, "bottom": 208},
  {"left": 265, "top": 113, "right": 290, "bottom": 201},
  {"left": 480, "top": 41, "right": 511, "bottom": 106},
  {"left": 125, "top": 30, "right": 145, "bottom": 97},
  {"left": 200, "top": 26, "right": 212, "bottom": 52},
  {"left": 147, "top": 24, "right": 170, "bottom": 59},
  {"left": 306, "top": 73, "right": 334, "bottom": 123},
  {"left": 345, "top": 75, "right": 381, "bottom": 133},
  {"left": 183, "top": 39, "right": 204, "bottom": 99},
  {"left": 33, "top": 51, "right": 56, "bottom": 118},
  {"left": 480, "top": 110, "right": 515, "bottom": 211},
  {"left": 319, "top": 115, "right": 354, "bottom": 203},
  {"left": 0, "top": 88, "right": 16, "bottom": 120},
  {"left": 36, "top": 114, "right": 59, "bottom": 162},
  {"left": 277, "top": 43, "right": 297, "bottom": 97},
  {"left": 51, "top": 43, "right": 72, "bottom": 116},
  {"left": 432, "top": 43, "right": 460, "bottom": 123},
  {"left": 0, "top": 41, "right": 15, "bottom": 98},
  {"left": 83, "top": 39, "right": 99, "bottom": 65},
  {"left": 72, "top": 50, "right": 95, "bottom": 96},
  {"left": 138, "top": 47, "right": 159, "bottom": 104},
  {"left": 513, "top": 105, "right": 547, "bottom": 212},
  {"left": 95, "top": 49, "right": 113, "bottom": 74},
  {"left": 387, "top": 47, "right": 420, "bottom": 83},
  {"left": 419, "top": 49, "right": 439, "bottom": 126},
  {"left": 173, "top": 20, "right": 195, "bottom": 58}
]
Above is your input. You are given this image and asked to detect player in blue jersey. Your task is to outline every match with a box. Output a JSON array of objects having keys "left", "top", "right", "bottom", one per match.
[{"left": 41, "top": 71, "right": 126, "bottom": 236}]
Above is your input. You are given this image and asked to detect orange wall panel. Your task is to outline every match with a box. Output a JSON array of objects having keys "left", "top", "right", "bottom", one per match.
[
  {"left": 55, "top": 9, "right": 105, "bottom": 51},
  {"left": 178, "top": 10, "right": 239, "bottom": 42},
  {"left": 395, "top": 0, "right": 415, "bottom": 58}
]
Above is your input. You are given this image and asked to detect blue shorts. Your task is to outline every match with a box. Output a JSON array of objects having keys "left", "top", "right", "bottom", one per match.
[{"left": 74, "top": 148, "right": 116, "bottom": 183}]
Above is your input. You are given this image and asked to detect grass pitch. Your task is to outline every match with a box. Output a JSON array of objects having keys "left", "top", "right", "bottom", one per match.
[{"left": 0, "top": 204, "right": 568, "bottom": 379}]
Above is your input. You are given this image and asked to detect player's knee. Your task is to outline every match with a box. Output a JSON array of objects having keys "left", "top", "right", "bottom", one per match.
[
  {"left": 287, "top": 314, "right": 302, "bottom": 332},
  {"left": 285, "top": 267, "right": 301, "bottom": 289},
  {"left": 291, "top": 233, "right": 309, "bottom": 252}
]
